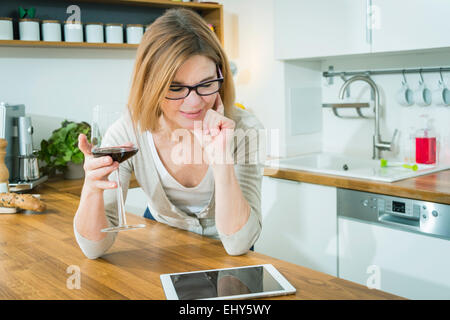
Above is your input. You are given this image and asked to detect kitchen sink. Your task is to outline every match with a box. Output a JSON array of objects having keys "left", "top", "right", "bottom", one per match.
[{"left": 265, "top": 153, "right": 450, "bottom": 182}]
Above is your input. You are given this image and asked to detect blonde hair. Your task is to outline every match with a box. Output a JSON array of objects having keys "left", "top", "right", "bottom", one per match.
[{"left": 127, "top": 8, "right": 235, "bottom": 133}]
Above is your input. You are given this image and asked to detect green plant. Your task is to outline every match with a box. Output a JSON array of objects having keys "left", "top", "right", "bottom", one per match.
[{"left": 38, "top": 120, "right": 91, "bottom": 176}]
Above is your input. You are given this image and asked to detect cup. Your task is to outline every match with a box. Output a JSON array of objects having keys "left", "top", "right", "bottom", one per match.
[
  {"left": 414, "top": 75, "right": 432, "bottom": 107},
  {"left": 396, "top": 80, "right": 414, "bottom": 106},
  {"left": 433, "top": 76, "right": 450, "bottom": 107}
]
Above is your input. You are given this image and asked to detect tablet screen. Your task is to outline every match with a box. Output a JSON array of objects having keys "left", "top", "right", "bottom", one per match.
[{"left": 169, "top": 265, "right": 284, "bottom": 300}]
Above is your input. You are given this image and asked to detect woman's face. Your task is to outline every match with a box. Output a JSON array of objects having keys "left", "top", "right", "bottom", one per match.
[{"left": 160, "top": 55, "right": 219, "bottom": 131}]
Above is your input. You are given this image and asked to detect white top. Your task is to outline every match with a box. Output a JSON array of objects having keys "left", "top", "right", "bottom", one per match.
[
  {"left": 73, "top": 106, "right": 264, "bottom": 258},
  {"left": 147, "top": 132, "right": 214, "bottom": 216}
]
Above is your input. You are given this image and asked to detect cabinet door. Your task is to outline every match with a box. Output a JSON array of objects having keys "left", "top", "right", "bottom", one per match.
[
  {"left": 372, "top": 0, "right": 450, "bottom": 52},
  {"left": 255, "top": 177, "right": 337, "bottom": 276},
  {"left": 338, "top": 217, "right": 450, "bottom": 299},
  {"left": 274, "top": 0, "right": 370, "bottom": 60}
]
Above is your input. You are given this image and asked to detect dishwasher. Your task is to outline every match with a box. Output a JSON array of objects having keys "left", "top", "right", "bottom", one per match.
[{"left": 337, "top": 188, "right": 450, "bottom": 300}]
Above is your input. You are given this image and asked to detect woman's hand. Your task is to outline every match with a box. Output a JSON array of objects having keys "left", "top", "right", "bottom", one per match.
[
  {"left": 194, "top": 94, "right": 235, "bottom": 166},
  {"left": 78, "top": 134, "right": 123, "bottom": 193}
]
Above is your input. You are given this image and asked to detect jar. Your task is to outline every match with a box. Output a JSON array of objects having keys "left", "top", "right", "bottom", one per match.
[
  {"left": 105, "top": 23, "right": 123, "bottom": 43},
  {"left": 126, "top": 24, "right": 143, "bottom": 44},
  {"left": 42, "top": 20, "right": 61, "bottom": 42},
  {"left": 0, "top": 17, "right": 13, "bottom": 40},
  {"left": 415, "top": 115, "right": 437, "bottom": 165},
  {"left": 19, "top": 18, "right": 40, "bottom": 41},
  {"left": 85, "top": 22, "right": 104, "bottom": 43},
  {"left": 64, "top": 20, "right": 83, "bottom": 42}
]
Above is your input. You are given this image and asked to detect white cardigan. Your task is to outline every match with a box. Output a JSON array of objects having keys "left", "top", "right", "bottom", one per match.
[{"left": 73, "top": 107, "right": 264, "bottom": 258}]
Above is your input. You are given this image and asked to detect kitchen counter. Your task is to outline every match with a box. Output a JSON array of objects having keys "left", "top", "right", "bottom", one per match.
[
  {"left": 264, "top": 167, "right": 450, "bottom": 205},
  {"left": 0, "top": 179, "right": 403, "bottom": 299}
]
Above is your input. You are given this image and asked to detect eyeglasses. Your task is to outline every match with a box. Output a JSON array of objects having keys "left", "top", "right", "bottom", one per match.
[{"left": 165, "top": 66, "right": 224, "bottom": 100}]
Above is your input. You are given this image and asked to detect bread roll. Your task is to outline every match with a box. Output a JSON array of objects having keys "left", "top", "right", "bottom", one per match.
[{"left": 0, "top": 193, "right": 46, "bottom": 212}]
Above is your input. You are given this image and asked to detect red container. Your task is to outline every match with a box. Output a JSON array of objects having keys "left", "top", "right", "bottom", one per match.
[{"left": 415, "top": 137, "right": 436, "bottom": 164}]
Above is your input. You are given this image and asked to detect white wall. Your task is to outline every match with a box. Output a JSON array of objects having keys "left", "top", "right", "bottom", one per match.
[
  {"left": 321, "top": 51, "right": 450, "bottom": 164},
  {"left": 221, "top": 0, "right": 287, "bottom": 157},
  {"left": 0, "top": 0, "right": 303, "bottom": 158},
  {"left": 223, "top": 0, "right": 450, "bottom": 163},
  {"left": 0, "top": 47, "right": 136, "bottom": 148},
  {"left": 222, "top": 0, "right": 327, "bottom": 157},
  {"left": 1, "top": 2, "right": 448, "bottom": 163}
]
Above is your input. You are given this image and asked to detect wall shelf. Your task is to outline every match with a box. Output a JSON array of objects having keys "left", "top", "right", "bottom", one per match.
[
  {"left": 0, "top": 39, "right": 138, "bottom": 49},
  {"left": 0, "top": 0, "right": 223, "bottom": 48}
]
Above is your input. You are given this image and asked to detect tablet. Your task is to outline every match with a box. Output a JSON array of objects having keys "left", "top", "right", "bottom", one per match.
[{"left": 160, "top": 264, "right": 296, "bottom": 300}]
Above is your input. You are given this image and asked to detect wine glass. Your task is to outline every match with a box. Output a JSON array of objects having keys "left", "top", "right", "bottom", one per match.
[{"left": 91, "top": 104, "right": 146, "bottom": 232}]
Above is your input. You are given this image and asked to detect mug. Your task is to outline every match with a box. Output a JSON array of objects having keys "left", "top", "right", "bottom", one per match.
[
  {"left": 414, "top": 76, "right": 432, "bottom": 107},
  {"left": 433, "top": 75, "right": 450, "bottom": 107},
  {"left": 396, "top": 80, "right": 414, "bottom": 106}
]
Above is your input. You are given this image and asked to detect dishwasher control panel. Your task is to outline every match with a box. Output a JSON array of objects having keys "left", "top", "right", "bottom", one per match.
[
  {"left": 383, "top": 196, "right": 419, "bottom": 219},
  {"left": 338, "top": 188, "right": 450, "bottom": 240}
]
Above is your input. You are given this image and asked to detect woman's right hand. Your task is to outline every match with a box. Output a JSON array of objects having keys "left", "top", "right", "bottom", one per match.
[{"left": 78, "top": 133, "right": 119, "bottom": 193}]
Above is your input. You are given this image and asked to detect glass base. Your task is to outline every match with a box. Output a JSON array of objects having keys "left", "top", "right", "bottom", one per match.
[{"left": 101, "top": 224, "right": 146, "bottom": 233}]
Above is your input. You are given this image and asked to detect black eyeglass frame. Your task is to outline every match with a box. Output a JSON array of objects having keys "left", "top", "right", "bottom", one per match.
[{"left": 165, "top": 65, "right": 224, "bottom": 100}]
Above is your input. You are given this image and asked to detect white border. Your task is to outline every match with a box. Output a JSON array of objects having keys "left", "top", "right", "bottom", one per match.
[{"left": 160, "top": 264, "right": 296, "bottom": 300}]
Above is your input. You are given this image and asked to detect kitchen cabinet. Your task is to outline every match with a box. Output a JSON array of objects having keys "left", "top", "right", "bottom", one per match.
[
  {"left": 371, "top": 0, "right": 450, "bottom": 53},
  {"left": 339, "top": 217, "right": 450, "bottom": 299},
  {"left": 254, "top": 176, "right": 337, "bottom": 277},
  {"left": 274, "top": 0, "right": 450, "bottom": 60},
  {"left": 274, "top": 0, "right": 370, "bottom": 60}
]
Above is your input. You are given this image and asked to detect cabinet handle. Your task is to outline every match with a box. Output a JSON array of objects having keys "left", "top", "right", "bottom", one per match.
[{"left": 366, "top": 0, "right": 372, "bottom": 44}]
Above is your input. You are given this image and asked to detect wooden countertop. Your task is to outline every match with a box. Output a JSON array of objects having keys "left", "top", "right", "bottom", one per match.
[
  {"left": 0, "top": 180, "right": 403, "bottom": 300},
  {"left": 264, "top": 167, "right": 450, "bottom": 205}
]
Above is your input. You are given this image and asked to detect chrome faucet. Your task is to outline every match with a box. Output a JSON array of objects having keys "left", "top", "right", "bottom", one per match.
[{"left": 339, "top": 75, "right": 398, "bottom": 160}]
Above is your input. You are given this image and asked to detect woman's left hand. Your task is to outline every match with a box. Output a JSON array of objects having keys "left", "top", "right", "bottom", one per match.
[{"left": 194, "top": 94, "right": 235, "bottom": 166}]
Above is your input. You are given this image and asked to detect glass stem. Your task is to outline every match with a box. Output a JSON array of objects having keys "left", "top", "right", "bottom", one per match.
[{"left": 114, "top": 167, "right": 127, "bottom": 226}]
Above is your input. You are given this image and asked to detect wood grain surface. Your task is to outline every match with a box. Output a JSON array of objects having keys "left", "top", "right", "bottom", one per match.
[
  {"left": 0, "top": 182, "right": 403, "bottom": 300},
  {"left": 264, "top": 168, "right": 450, "bottom": 205}
]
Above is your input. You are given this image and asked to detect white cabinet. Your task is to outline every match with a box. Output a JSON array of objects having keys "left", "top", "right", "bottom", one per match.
[
  {"left": 274, "top": 0, "right": 450, "bottom": 60},
  {"left": 274, "top": 0, "right": 371, "bottom": 60},
  {"left": 338, "top": 217, "right": 450, "bottom": 299},
  {"left": 371, "top": 0, "right": 450, "bottom": 53},
  {"left": 255, "top": 176, "right": 337, "bottom": 276}
]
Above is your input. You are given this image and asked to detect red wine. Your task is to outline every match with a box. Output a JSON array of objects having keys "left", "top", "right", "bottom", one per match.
[{"left": 92, "top": 147, "right": 139, "bottom": 163}]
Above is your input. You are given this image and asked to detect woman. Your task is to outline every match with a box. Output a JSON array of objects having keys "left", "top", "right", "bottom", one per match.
[{"left": 74, "top": 8, "right": 264, "bottom": 259}]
